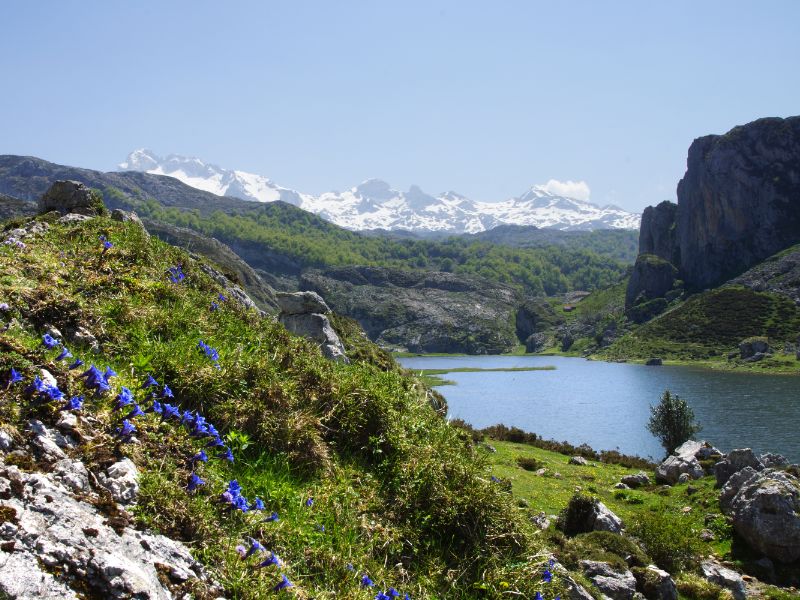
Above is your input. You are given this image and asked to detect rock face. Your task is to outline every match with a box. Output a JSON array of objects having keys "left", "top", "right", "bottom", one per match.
[
  {"left": 677, "top": 116, "right": 800, "bottom": 290},
  {"left": 699, "top": 561, "right": 746, "bottom": 600},
  {"left": 621, "top": 472, "right": 651, "bottom": 488},
  {"left": 719, "top": 467, "right": 800, "bottom": 563},
  {"left": 633, "top": 565, "right": 678, "bottom": 600},
  {"left": 276, "top": 291, "right": 348, "bottom": 362},
  {"left": 638, "top": 201, "right": 679, "bottom": 265},
  {"left": 655, "top": 441, "right": 721, "bottom": 485},
  {"left": 0, "top": 458, "right": 217, "bottom": 599},
  {"left": 579, "top": 560, "right": 637, "bottom": 600},
  {"left": 515, "top": 299, "right": 564, "bottom": 343},
  {"left": 625, "top": 255, "right": 678, "bottom": 313},
  {"left": 300, "top": 266, "right": 520, "bottom": 354},
  {"left": 38, "top": 180, "right": 103, "bottom": 216},
  {"left": 714, "top": 448, "right": 764, "bottom": 487}
]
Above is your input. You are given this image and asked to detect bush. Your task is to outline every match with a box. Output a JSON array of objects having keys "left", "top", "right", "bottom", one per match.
[
  {"left": 646, "top": 390, "right": 702, "bottom": 456},
  {"left": 630, "top": 508, "right": 701, "bottom": 572},
  {"left": 516, "top": 456, "right": 542, "bottom": 471},
  {"left": 558, "top": 493, "right": 598, "bottom": 537}
]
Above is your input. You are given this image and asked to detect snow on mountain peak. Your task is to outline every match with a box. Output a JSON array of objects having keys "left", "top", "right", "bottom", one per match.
[{"left": 119, "top": 150, "right": 641, "bottom": 232}]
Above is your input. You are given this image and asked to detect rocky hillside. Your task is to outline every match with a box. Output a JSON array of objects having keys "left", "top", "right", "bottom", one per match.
[{"left": 300, "top": 267, "right": 520, "bottom": 354}]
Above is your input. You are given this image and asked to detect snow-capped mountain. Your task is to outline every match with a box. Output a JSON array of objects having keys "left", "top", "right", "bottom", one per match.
[{"left": 119, "top": 150, "right": 640, "bottom": 233}]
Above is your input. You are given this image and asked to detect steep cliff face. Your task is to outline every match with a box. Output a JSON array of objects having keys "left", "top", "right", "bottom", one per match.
[
  {"left": 638, "top": 201, "right": 679, "bottom": 265},
  {"left": 676, "top": 116, "right": 800, "bottom": 290}
]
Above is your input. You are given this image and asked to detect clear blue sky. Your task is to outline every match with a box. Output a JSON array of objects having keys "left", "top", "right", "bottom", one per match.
[{"left": 1, "top": 1, "right": 798, "bottom": 211}]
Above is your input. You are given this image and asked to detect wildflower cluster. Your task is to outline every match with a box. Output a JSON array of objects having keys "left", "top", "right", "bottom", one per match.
[
  {"left": 533, "top": 559, "right": 559, "bottom": 600},
  {"left": 197, "top": 340, "right": 221, "bottom": 369},
  {"left": 3, "top": 236, "right": 25, "bottom": 249},
  {"left": 167, "top": 265, "right": 186, "bottom": 284},
  {"left": 99, "top": 234, "right": 113, "bottom": 252}
]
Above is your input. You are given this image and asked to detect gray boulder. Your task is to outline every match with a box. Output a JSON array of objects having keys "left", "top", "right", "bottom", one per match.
[
  {"left": 110, "top": 209, "right": 148, "bottom": 235},
  {"left": 276, "top": 290, "right": 331, "bottom": 315},
  {"left": 38, "top": 180, "right": 102, "bottom": 216},
  {"left": 655, "top": 455, "right": 704, "bottom": 484},
  {"left": 714, "top": 448, "right": 764, "bottom": 487},
  {"left": 592, "top": 501, "right": 624, "bottom": 533},
  {"left": 719, "top": 468, "right": 800, "bottom": 563},
  {"left": 97, "top": 458, "right": 139, "bottom": 504},
  {"left": 699, "top": 561, "right": 746, "bottom": 600},
  {"left": 632, "top": 565, "right": 678, "bottom": 600},
  {"left": 580, "top": 560, "right": 637, "bottom": 600},
  {"left": 569, "top": 456, "right": 589, "bottom": 466},
  {"left": 739, "top": 337, "right": 771, "bottom": 359},
  {"left": 621, "top": 472, "right": 651, "bottom": 488},
  {"left": 0, "top": 459, "right": 217, "bottom": 599},
  {"left": 280, "top": 312, "right": 348, "bottom": 363}
]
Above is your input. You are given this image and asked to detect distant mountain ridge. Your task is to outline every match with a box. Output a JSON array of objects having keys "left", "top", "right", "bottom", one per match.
[{"left": 119, "top": 149, "right": 641, "bottom": 233}]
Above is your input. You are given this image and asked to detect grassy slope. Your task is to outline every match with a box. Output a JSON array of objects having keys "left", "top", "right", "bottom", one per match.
[{"left": 0, "top": 215, "right": 565, "bottom": 599}]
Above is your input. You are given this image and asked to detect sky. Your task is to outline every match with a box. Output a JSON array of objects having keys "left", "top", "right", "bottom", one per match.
[{"left": 1, "top": 1, "right": 798, "bottom": 212}]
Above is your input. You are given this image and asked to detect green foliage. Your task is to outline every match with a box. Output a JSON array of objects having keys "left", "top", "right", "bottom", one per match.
[
  {"left": 630, "top": 507, "right": 702, "bottom": 572},
  {"left": 646, "top": 390, "right": 702, "bottom": 456},
  {"left": 127, "top": 199, "right": 628, "bottom": 296},
  {"left": 558, "top": 493, "right": 598, "bottom": 536}
]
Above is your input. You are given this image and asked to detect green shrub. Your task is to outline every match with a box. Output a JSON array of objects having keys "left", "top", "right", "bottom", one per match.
[
  {"left": 558, "top": 493, "right": 598, "bottom": 536},
  {"left": 516, "top": 456, "right": 542, "bottom": 471},
  {"left": 646, "top": 390, "right": 702, "bottom": 456},
  {"left": 630, "top": 508, "right": 701, "bottom": 572}
]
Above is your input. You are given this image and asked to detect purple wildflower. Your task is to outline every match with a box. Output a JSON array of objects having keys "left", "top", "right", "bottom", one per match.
[
  {"left": 272, "top": 574, "right": 293, "bottom": 591},
  {"left": 257, "top": 552, "right": 282, "bottom": 568},
  {"left": 245, "top": 539, "right": 265, "bottom": 558},
  {"left": 55, "top": 347, "right": 73, "bottom": 361},
  {"left": 542, "top": 568, "right": 552, "bottom": 583},
  {"left": 42, "top": 334, "right": 59, "bottom": 349},
  {"left": 306, "top": 497, "right": 314, "bottom": 507},
  {"left": 126, "top": 404, "right": 145, "bottom": 419},
  {"left": 253, "top": 497, "right": 265, "bottom": 511},
  {"left": 68, "top": 358, "right": 84, "bottom": 370},
  {"left": 191, "top": 450, "right": 208, "bottom": 464},
  {"left": 218, "top": 447, "right": 234, "bottom": 463},
  {"left": 8, "top": 368, "right": 23, "bottom": 385},
  {"left": 361, "top": 575, "right": 374, "bottom": 587},
  {"left": 187, "top": 472, "right": 205, "bottom": 492},
  {"left": 161, "top": 384, "right": 174, "bottom": 399},
  {"left": 142, "top": 375, "right": 158, "bottom": 389},
  {"left": 62, "top": 396, "right": 84, "bottom": 411},
  {"left": 264, "top": 511, "right": 279, "bottom": 522},
  {"left": 115, "top": 419, "right": 136, "bottom": 439}
]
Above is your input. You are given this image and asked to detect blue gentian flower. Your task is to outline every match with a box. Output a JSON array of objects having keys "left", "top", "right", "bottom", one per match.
[
  {"left": 245, "top": 539, "right": 265, "bottom": 558},
  {"left": 62, "top": 396, "right": 84, "bottom": 411},
  {"left": 8, "top": 368, "right": 23, "bottom": 384},
  {"left": 150, "top": 399, "right": 163, "bottom": 415},
  {"left": 104, "top": 366, "right": 117, "bottom": 380},
  {"left": 42, "top": 334, "right": 59, "bottom": 349},
  {"left": 167, "top": 265, "right": 186, "bottom": 284},
  {"left": 534, "top": 593, "right": 543, "bottom": 600},
  {"left": 187, "top": 472, "right": 205, "bottom": 492},
  {"left": 55, "top": 347, "right": 73, "bottom": 361},
  {"left": 491, "top": 475, "right": 500, "bottom": 482},
  {"left": 218, "top": 293, "right": 226, "bottom": 301},
  {"left": 210, "top": 301, "right": 219, "bottom": 311},
  {"left": 316, "top": 524, "right": 325, "bottom": 532},
  {"left": 233, "top": 494, "right": 250, "bottom": 512},
  {"left": 142, "top": 375, "right": 158, "bottom": 388},
  {"left": 26, "top": 376, "right": 47, "bottom": 395},
  {"left": 126, "top": 404, "right": 145, "bottom": 419},
  {"left": 387, "top": 589, "right": 400, "bottom": 598},
  {"left": 218, "top": 447, "right": 234, "bottom": 462},
  {"left": 253, "top": 497, "right": 265, "bottom": 511},
  {"left": 549, "top": 558, "right": 555, "bottom": 569},
  {"left": 257, "top": 552, "right": 282, "bottom": 568},
  {"left": 542, "top": 568, "right": 552, "bottom": 583},
  {"left": 361, "top": 575, "right": 374, "bottom": 587},
  {"left": 116, "top": 419, "right": 136, "bottom": 439},
  {"left": 68, "top": 358, "right": 84, "bottom": 370},
  {"left": 191, "top": 450, "right": 208, "bottom": 464},
  {"left": 161, "top": 384, "right": 174, "bottom": 399},
  {"left": 44, "top": 385, "right": 65, "bottom": 402},
  {"left": 206, "top": 423, "right": 219, "bottom": 439},
  {"left": 375, "top": 593, "right": 390, "bottom": 600},
  {"left": 162, "top": 403, "right": 180, "bottom": 420},
  {"left": 273, "top": 574, "right": 293, "bottom": 591},
  {"left": 114, "top": 387, "right": 134, "bottom": 411},
  {"left": 181, "top": 410, "right": 196, "bottom": 426},
  {"left": 306, "top": 497, "right": 314, "bottom": 507},
  {"left": 206, "top": 436, "right": 225, "bottom": 448},
  {"left": 404, "top": 594, "right": 412, "bottom": 600},
  {"left": 264, "top": 511, "right": 279, "bottom": 522}
]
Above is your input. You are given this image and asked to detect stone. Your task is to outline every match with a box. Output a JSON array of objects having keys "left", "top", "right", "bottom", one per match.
[
  {"left": 27, "top": 420, "right": 66, "bottom": 461},
  {"left": 719, "top": 468, "right": 800, "bottom": 563},
  {"left": 614, "top": 482, "right": 630, "bottom": 490},
  {"left": 0, "top": 458, "right": 217, "bottom": 598},
  {"left": 38, "top": 180, "right": 103, "bottom": 216},
  {"left": 655, "top": 455, "right": 704, "bottom": 485},
  {"left": 677, "top": 473, "right": 690, "bottom": 483},
  {"left": 279, "top": 312, "right": 348, "bottom": 363},
  {"left": 714, "top": 448, "right": 764, "bottom": 487},
  {"left": 760, "top": 452, "right": 789, "bottom": 468},
  {"left": 56, "top": 412, "right": 78, "bottom": 432},
  {"left": 198, "top": 263, "right": 260, "bottom": 312},
  {"left": 739, "top": 337, "right": 771, "bottom": 359},
  {"left": 110, "top": 209, "right": 147, "bottom": 234},
  {"left": 700, "top": 560, "right": 747, "bottom": 600},
  {"left": 633, "top": 565, "right": 678, "bottom": 600},
  {"left": 592, "top": 501, "right": 624, "bottom": 533},
  {"left": 580, "top": 560, "right": 637, "bottom": 600},
  {"left": 71, "top": 326, "right": 100, "bottom": 353},
  {"left": 0, "top": 429, "right": 13, "bottom": 452},
  {"left": 569, "top": 456, "right": 589, "bottom": 466},
  {"left": 38, "top": 368, "right": 58, "bottom": 390},
  {"left": 275, "top": 291, "right": 331, "bottom": 315},
  {"left": 531, "top": 512, "right": 551, "bottom": 530},
  {"left": 621, "top": 472, "right": 650, "bottom": 488},
  {"left": 52, "top": 459, "right": 90, "bottom": 493},
  {"left": 97, "top": 458, "right": 139, "bottom": 504},
  {"left": 57, "top": 213, "right": 93, "bottom": 224}
]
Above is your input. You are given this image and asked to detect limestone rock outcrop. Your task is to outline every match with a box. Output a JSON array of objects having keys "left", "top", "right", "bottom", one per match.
[
  {"left": 277, "top": 291, "right": 348, "bottom": 363},
  {"left": 38, "top": 180, "right": 104, "bottom": 216}
]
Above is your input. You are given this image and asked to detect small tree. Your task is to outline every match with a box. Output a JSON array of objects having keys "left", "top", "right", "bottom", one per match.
[{"left": 646, "top": 390, "right": 701, "bottom": 457}]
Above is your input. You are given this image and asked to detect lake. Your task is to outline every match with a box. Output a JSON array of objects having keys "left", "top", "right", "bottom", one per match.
[{"left": 397, "top": 355, "right": 800, "bottom": 462}]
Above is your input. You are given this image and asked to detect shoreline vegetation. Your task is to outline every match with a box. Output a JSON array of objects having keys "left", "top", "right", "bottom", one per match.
[{"left": 411, "top": 365, "right": 556, "bottom": 386}]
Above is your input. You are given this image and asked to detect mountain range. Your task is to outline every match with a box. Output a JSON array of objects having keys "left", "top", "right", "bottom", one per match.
[{"left": 119, "top": 149, "right": 641, "bottom": 233}]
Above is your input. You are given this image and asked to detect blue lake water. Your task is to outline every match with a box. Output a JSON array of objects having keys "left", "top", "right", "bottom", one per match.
[{"left": 397, "top": 355, "right": 800, "bottom": 462}]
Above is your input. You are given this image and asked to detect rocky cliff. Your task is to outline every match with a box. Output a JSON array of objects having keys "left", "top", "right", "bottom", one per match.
[
  {"left": 627, "top": 116, "right": 800, "bottom": 312},
  {"left": 300, "top": 266, "right": 520, "bottom": 354}
]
